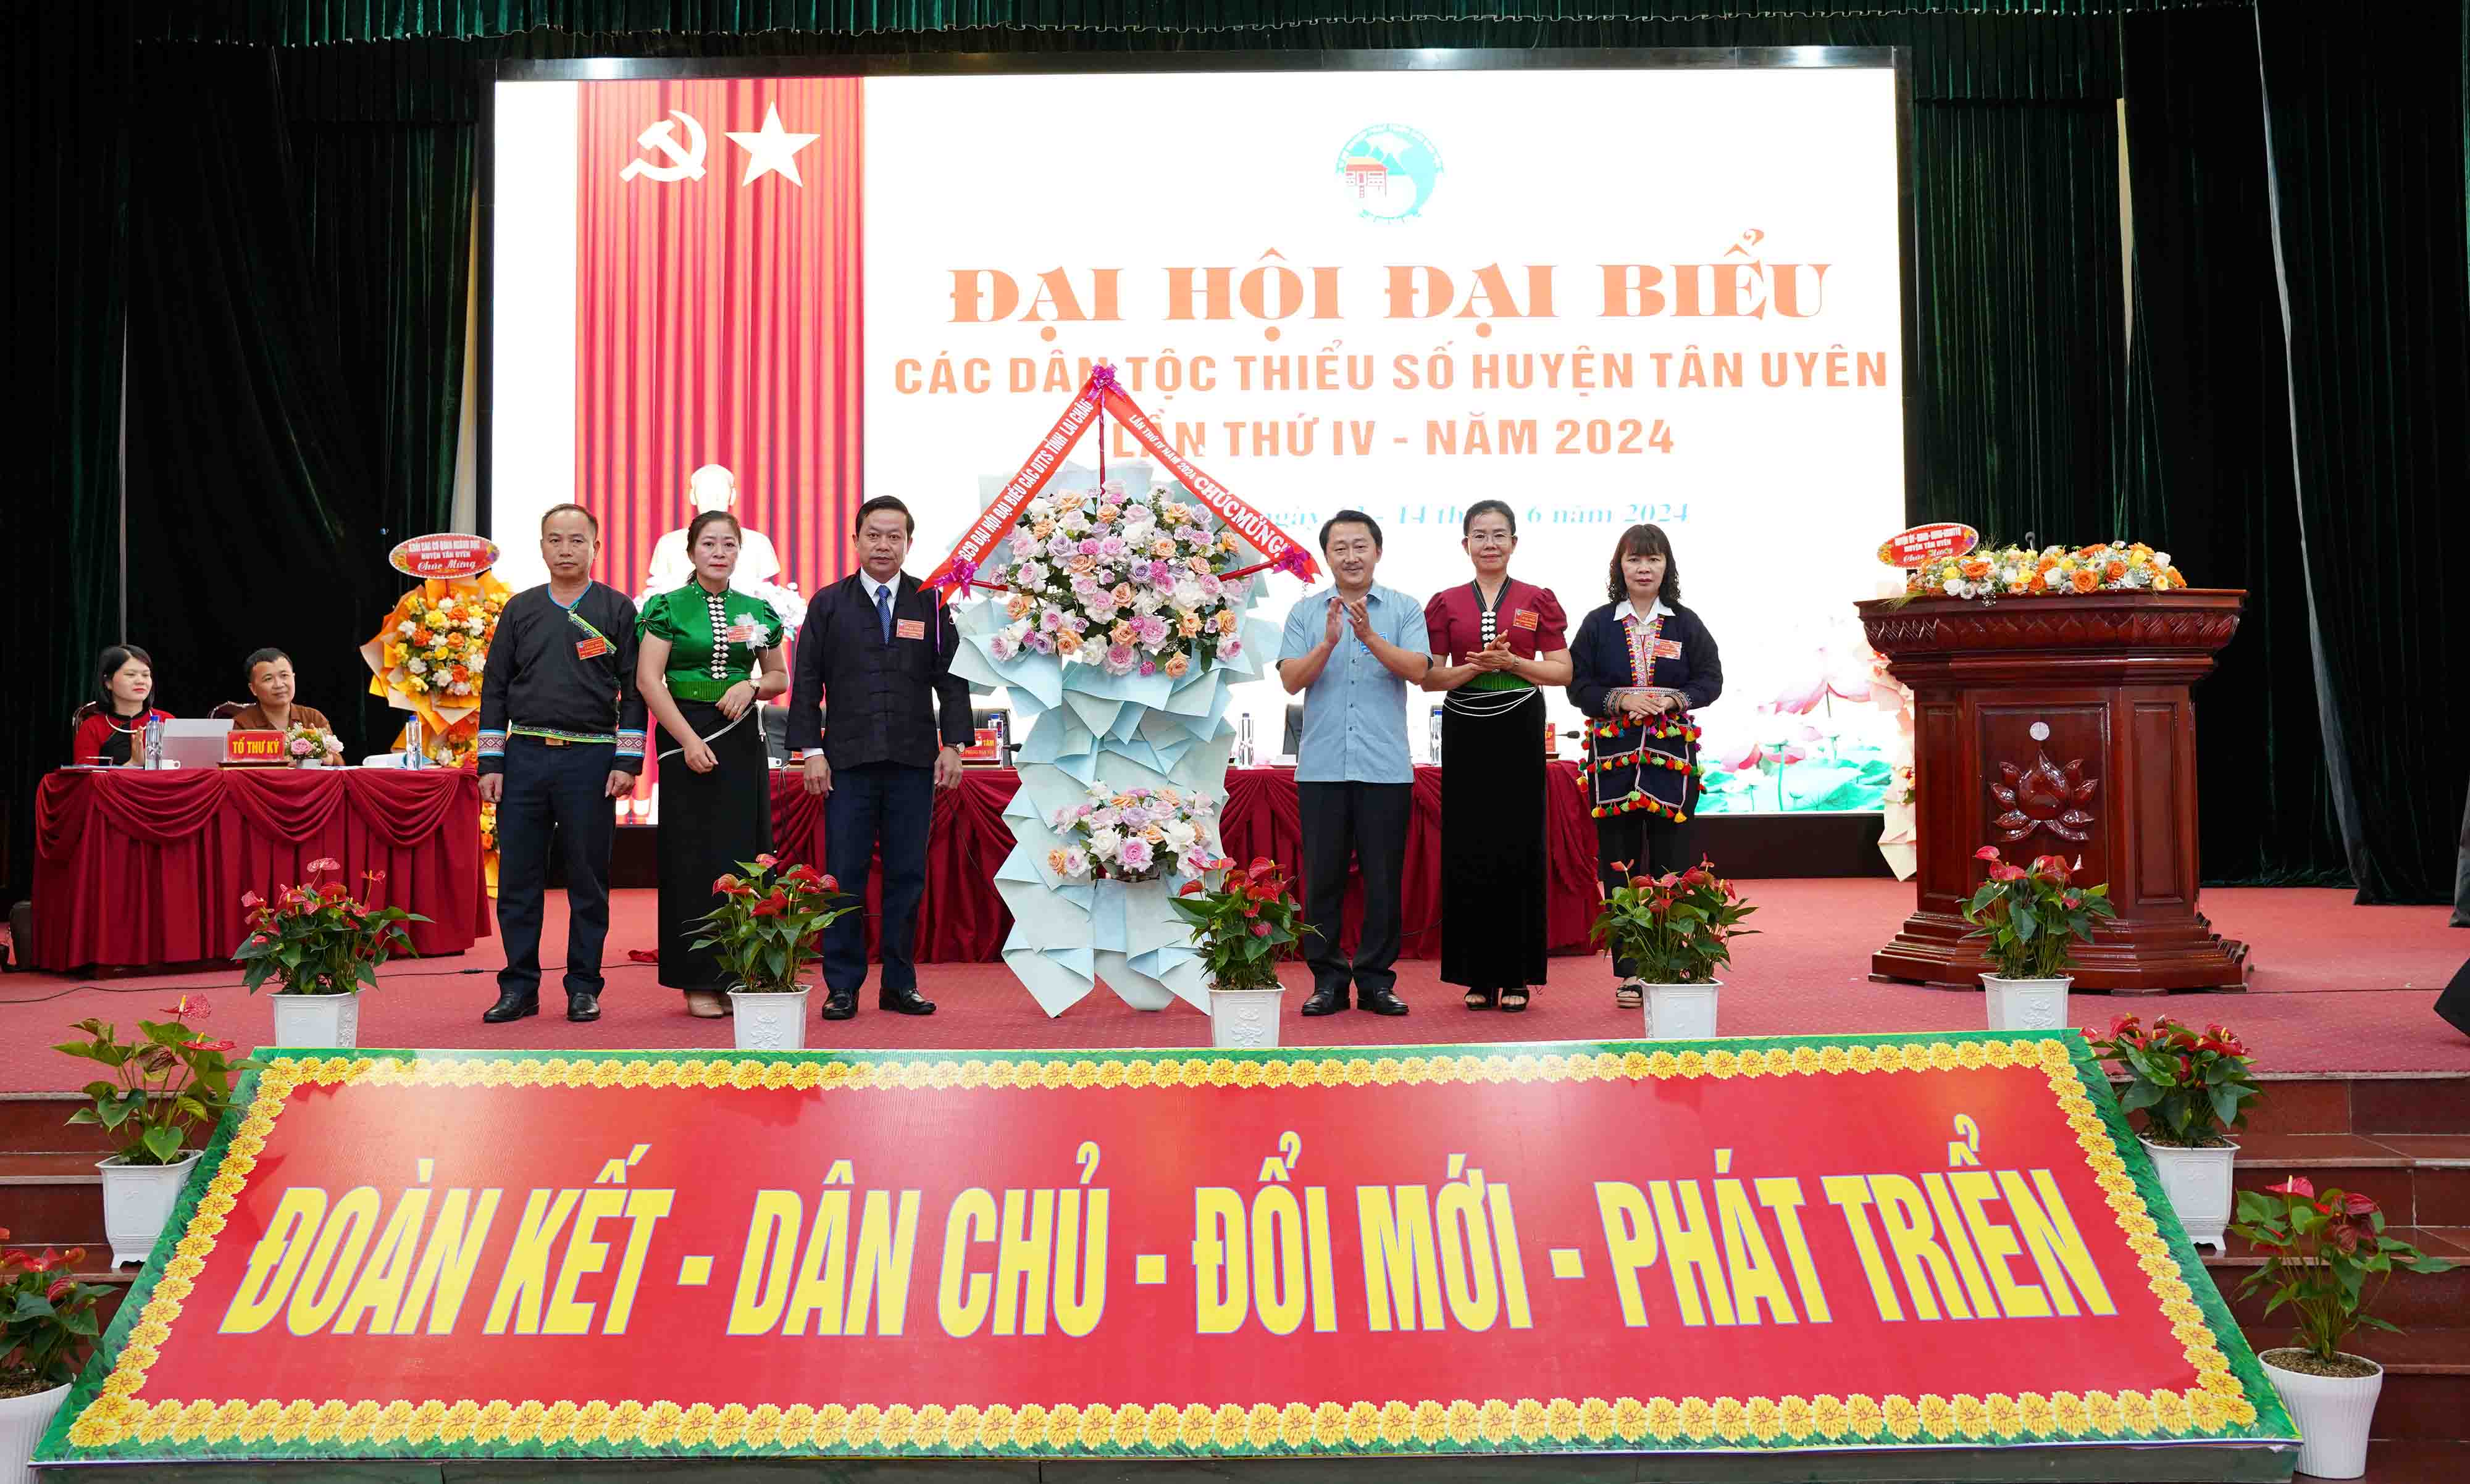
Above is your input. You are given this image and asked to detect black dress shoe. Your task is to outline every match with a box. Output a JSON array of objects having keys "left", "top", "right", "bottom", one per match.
[
  {"left": 1299, "top": 988, "right": 1347, "bottom": 1017},
  {"left": 1360, "top": 988, "right": 1410, "bottom": 1017},
  {"left": 820, "top": 991, "right": 858, "bottom": 1022},
  {"left": 482, "top": 992, "right": 539, "bottom": 1023},
  {"left": 566, "top": 992, "right": 601, "bottom": 1023},
  {"left": 879, "top": 988, "right": 936, "bottom": 1016}
]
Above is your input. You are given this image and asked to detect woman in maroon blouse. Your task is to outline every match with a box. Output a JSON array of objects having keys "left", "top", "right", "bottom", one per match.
[
  {"left": 70, "top": 645, "right": 174, "bottom": 766},
  {"left": 1421, "top": 499, "right": 1572, "bottom": 1011}
]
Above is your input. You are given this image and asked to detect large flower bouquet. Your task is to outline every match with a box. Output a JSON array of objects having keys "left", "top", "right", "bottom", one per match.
[
  {"left": 378, "top": 586, "right": 506, "bottom": 703},
  {"left": 1045, "top": 784, "right": 1226, "bottom": 883},
  {"left": 1907, "top": 541, "right": 2186, "bottom": 601},
  {"left": 283, "top": 722, "right": 345, "bottom": 767},
  {"left": 984, "top": 481, "right": 1255, "bottom": 678}
]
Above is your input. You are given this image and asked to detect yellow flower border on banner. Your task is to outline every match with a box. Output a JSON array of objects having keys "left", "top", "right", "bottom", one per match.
[{"left": 64, "top": 1038, "right": 2258, "bottom": 1456}]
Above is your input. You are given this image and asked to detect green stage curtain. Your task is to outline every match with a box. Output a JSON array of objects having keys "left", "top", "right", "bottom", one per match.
[
  {"left": 121, "top": 46, "right": 401, "bottom": 763},
  {"left": 15, "top": 1, "right": 2461, "bottom": 907},
  {"left": 2254, "top": 0, "right": 2470, "bottom": 904},
  {"left": 2117, "top": 4, "right": 2346, "bottom": 885},
  {"left": 2, "top": 3, "right": 132, "bottom": 906},
  {"left": 282, "top": 85, "right": 474, "bottom": 556},
  {"left": 145, "top": 0, "right": 2227, "bottom": 48}
]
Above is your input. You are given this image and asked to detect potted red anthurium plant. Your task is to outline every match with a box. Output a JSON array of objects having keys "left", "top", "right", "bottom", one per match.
[
  {"left": 2085, "top": 1014, "right": 2259, "bottom": 1253},
  {"left": 0, "top": 1228, "right": 109, "bottom": 1480},
  {"left": 1589, "top": 859, "right": 1756, "bottom": 1040},
  {"left": 693, "top": 854, "right": 858, "bottom": 1052},
  {"left": 54, "top": 994, "right": 254, "bottom": 1268},
  {"left": 233, "top": 858, "right": 427, "bottom": 1049},
  {"left": 1171, "top": 856, "right": 1308, "bottom": 1049},
  {"left": 1961, "top": 845, "right": 2116, "bottom": 1031},
  {"left": 2232, "top": 1176, "right": 2454, "bottom": 1478}
]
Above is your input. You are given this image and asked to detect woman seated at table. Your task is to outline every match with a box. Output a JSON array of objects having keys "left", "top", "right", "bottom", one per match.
[
  {"left": 637, "top": 510, "right": 789, "bottom": 1019},
  {"left": 228, "top": 648, "right": 332, "bottom": 735},
  {"left": 72, "top": 644, "right": 174, "bottom": 766}
]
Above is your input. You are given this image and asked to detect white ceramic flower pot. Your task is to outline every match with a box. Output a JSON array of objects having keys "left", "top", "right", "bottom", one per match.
[
  {"left": 1208, "top": 985, "right": 1283, "bottom": 1048},
  {"left": 2141, "top": 1136, "right": 2239, "bottom": 1253},
  {"left": 1981, "top": 974, "right": 2072, "bottom": 1031},
  {"left": 2261, "top": 1350, "right": 2382, "bottom": 1479},
  {"left": 269, "top": 988, "right": 361, "bottom": 1049},
  {"left": 1644, "top": 980, "right": 1720, "bottom": 1041},
  {"left": 731, "top": 989, "right": 810, "bottom": 1051},
  {"left": 98, "top": 1150, "right": 203, "bottom": 1267},
  {"left": 0, "top": 1383, "right": 69, "bottom": 1484}
]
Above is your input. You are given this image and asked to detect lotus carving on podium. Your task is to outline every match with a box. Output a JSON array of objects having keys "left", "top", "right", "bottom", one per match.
[{"left": 1991, "top": 749, "right": 2098, "bottom": 843}]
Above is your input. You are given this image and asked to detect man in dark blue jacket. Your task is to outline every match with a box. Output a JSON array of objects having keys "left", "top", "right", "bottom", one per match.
[{"left": 787, "top": 496, "right": 972, "bottom": 1020}]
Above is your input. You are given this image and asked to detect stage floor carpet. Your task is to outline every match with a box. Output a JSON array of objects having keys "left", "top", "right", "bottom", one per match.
[{"left": 1, "top": 881, "right": 2461, "bottom": 1090}]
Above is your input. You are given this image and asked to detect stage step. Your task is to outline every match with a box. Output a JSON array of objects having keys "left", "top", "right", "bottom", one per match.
[
  {"left": 2239, "top": 1328, "right": 2470, "bottom": 1443},
  {"left": 2153, "top": 1073, "right": 2470, "bottom": 1138},
  {"left": 2204, "top": 1228, "right": 2469, "bottom": 1327},
  {"left": 0, "top": 1150, "right": 108, "bottom": 1248},
  {"left": 2358, "top": 1440, "right": 2470, "bottom": 1483},
  {"left": 2227, "top": 1132, "right": 2470, "bottom": 1228},
  {"left": 0, "top": 1091, "right": 114, "bottom": 1154}
]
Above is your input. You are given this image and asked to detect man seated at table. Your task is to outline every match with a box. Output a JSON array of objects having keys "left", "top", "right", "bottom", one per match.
[{"left": 227, "top": 648, "right": 332, "bottom": 736}]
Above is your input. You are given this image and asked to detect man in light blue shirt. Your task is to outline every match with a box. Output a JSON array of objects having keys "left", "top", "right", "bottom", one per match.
[{"left": 1277, "top": 510, "right": 1431, "bottom": 1017}]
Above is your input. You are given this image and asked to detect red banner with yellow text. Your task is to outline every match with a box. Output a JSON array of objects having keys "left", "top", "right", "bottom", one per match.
[{"left": 43, "top": 1035, "right": 2293, "bottom": 1465}]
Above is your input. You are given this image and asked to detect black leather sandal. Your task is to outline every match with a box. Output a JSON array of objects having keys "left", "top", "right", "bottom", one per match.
[
  {"left": 1500, "top": 987, "right": 1531, "bottom": 1013},
  {"left": 1463, "top": 986, "right": 1498, "bottom": 1011}
]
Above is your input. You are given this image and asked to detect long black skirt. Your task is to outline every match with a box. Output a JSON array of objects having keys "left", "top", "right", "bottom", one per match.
[
  {"left": 1439, "top": 684, "right": 1549, "bottom": 993},
  {"left": 655, "top": 698, "right": 774, "bottom": 994}
]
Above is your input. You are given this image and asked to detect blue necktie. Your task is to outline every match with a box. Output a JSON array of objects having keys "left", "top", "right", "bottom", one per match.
[{"left": 876, "top": 582, "right": 894, "bottom": 643}]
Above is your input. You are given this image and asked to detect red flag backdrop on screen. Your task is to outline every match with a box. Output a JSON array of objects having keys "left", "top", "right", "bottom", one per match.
[{"left": 575, "top": 78, "right": 864, "bottom": 602}]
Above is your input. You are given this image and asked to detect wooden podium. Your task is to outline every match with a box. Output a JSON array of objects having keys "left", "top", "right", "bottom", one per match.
[{"left": 1857, "top": 590, "right": 2248, "bottom": 993}]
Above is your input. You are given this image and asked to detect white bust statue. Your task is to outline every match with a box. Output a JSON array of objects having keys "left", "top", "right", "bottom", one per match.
[{"left": 646, "top": 464, "right": 785, "bottom": 595}]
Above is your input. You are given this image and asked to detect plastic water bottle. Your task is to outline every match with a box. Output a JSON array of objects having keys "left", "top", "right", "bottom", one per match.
[
  {"left": 404, "top": 715, "right": 425, "bottom": 769},
  {"left": 143, "top": 716, "right": 164, "bottom": 770},
  {"left": 1428, "top": 707, "right": 1443, "bottom": 766},
  {"left": 1236, "top": 713, "right": 1255, "bottom": 769}
]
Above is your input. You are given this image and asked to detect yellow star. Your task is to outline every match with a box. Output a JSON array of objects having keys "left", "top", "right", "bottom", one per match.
[{"left": 726, "top": 103, "right": 820, "bottom": 187}]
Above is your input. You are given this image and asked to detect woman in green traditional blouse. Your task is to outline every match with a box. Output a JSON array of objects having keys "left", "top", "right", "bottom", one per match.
[{"left": 637, "top": 510, "right": 790, "bottom": 1017}]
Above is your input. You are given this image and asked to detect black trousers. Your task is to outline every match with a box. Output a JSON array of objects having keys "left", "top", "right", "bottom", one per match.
[
  {"left": 653, "top": 699, "right": 772, "bottom": 994},
  {"left": 1296, "top": 780, "right": 1413, "bottom": 998},
  {"left": 1593, "top": 807, "right": 1698, "bottom": 983},
  {"left": 822, "top": 761, "right": 934, "bottom": 994},
  {"left": 495, "top": 736, "right": 618, "bottom": 999}
]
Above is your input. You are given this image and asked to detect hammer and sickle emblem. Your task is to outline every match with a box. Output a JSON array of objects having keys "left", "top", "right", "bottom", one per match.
[{"left": 619, "top": 110, "right": 708, "bottom": 183}]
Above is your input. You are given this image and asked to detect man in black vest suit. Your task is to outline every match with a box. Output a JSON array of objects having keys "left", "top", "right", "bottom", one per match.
[{"left": 788, "top": 496, "right": 973, "bottom": 1020}]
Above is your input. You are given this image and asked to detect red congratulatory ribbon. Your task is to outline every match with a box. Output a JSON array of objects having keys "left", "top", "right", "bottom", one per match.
[{"left": 922, "top": 365, "right": 1320, "bottom": 593}]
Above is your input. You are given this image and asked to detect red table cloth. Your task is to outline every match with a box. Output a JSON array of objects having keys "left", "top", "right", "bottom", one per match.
[
  {"left": 766, "top": 763, "right": 1602, "bottom": 964},
  {"left": 33, "top": 769, "right": 490, "bottom": 972}
]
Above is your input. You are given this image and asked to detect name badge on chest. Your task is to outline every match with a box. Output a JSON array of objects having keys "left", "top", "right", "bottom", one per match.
[
  {"left": 724, "top": 622, "right": 758, "bottom": 645},
  {"left": 1512, "top": 608, "right": 1540, "bottom": 631},
  {"left": 574, "top": 636, "right": 610, "bottom": 661},
  {"left": 1652, "top": 638, "right": 1684, "bottom": 661},
  {"left": 895, "top": 618, "right": 926, "bottom": 641}
]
